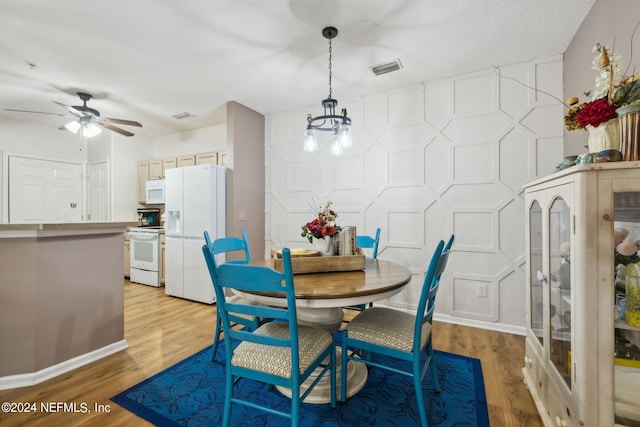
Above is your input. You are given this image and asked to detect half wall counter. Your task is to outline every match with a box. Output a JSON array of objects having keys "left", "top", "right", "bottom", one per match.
[{"left": 0, "top": 222, "right": 135, "bottom": 390}]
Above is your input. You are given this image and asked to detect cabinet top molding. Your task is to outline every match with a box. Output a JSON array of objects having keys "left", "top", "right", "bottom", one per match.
[{"left": 524, "top": 161, "right": 640, "bottom": 189}]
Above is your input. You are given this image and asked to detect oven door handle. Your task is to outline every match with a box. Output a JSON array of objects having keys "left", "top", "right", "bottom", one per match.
[{"left": 129, "top": 233, "right": 158, "bottom": 241}]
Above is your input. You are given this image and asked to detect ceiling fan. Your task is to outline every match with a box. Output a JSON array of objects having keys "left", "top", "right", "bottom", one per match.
[{"left": 6, "top": 92, "right": 142, "bottom": 137}]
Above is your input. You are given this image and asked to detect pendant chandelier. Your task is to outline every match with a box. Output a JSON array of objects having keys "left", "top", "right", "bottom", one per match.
[{"left": 304, "top": 27, "right": 352, "bottom": 155}]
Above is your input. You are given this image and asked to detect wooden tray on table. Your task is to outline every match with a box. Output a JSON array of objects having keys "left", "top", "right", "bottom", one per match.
[{"left": 271, "top": 248, "right": 365, "bottom": 274}]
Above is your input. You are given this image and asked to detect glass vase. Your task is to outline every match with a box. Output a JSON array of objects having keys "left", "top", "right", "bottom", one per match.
[{"left": 626, "top": 273, "right": 640, "bottom": 327}]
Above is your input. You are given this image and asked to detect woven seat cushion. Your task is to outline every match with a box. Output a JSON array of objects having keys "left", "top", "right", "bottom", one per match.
[
  {"left": 231, "top": 322, "right": 333, "bottom": 379},
  {"left": 346, "top": 307, "right": 432, "bottom": 353}
]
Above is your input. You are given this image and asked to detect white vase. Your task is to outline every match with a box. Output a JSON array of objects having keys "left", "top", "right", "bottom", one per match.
[
  {"left": 586, "top": 118, "right": 620, "bottom": 153},
  {"left": 314, "top": 236, "right": 336, "bottom": 256}
]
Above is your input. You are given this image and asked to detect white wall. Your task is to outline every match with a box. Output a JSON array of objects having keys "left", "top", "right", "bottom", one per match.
[
  {"left": 0, "top": 116, "right": 94, "bottom": 222},
  {"left": 110, "top": 133, "right": 154, "bottom": 221},
  {"left": 265, "top": 57, "right": 564, "bottom": 334},
  {"left": 0, "top": 116, "right": 228, "bottom": 223},
  {"left": 152, "top": 124, "right": 226, "bottom": 159}
]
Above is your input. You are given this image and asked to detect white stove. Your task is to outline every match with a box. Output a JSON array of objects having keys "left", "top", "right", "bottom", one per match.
[{"left": 129, "top": 226, "right": 164, "bottom": 287}]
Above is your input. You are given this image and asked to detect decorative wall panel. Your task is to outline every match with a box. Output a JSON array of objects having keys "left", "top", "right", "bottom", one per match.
[{"left": 265, "top": 56, "right": 563, "bottom": 332}]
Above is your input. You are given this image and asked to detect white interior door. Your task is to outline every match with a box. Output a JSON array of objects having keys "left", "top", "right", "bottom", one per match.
[
  {"left": 8, "top": 156, "right": 82, "bottom": 223},
  {"left": 88, "top": 161, "right": 109, "bottom": 221}
]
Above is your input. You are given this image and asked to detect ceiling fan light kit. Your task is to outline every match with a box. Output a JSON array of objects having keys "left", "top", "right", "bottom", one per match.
[
  {"left": 64, "top": 120, "right": 101, "bottom": 137},
  {"left": 304, "top": 26, "right": 352, "bottom": 155},
  {"left": 6, "top": 92, "right": 142, "bottom": 137}
]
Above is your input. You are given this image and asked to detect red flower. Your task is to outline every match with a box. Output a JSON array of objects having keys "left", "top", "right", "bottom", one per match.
[
  {"left": 301, "top": 201, "right": 340, "bottom": 242},
  {"left": 575, "top": 97, "right": 617, "bottom": 128}
]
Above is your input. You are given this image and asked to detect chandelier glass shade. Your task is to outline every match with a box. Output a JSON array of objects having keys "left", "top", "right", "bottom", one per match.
[{"left": 304, "top": 27, "right": 352, "bottom": 154}]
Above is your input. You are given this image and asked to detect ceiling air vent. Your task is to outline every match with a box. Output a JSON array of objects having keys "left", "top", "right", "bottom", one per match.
[
  {"left": 171, "top": 112, "right": 197, "bottom": 120},
  {"left": 370, "top": 59, "right": 403, "bottom": 76}
]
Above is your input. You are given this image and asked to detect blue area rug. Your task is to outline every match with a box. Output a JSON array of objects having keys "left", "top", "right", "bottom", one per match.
[{"left": 112, "top": 333, "right": 488, "bottom": 426}]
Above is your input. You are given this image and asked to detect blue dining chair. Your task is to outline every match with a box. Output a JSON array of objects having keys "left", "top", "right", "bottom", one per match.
[
  {"left": 340, "top": 236, "right": 454, "bottom": 427},
  {"left": 204, "top": 229, "right": 262, "bottom": 362},
  {"left": 355, "top": 227, "right": 381, "bottom": 259},
  {"left": 346, "top": 228, "right": 381, "bottom": 312},
  {"left": 202, "top": 247, "right": 336, "bottom": 427}
]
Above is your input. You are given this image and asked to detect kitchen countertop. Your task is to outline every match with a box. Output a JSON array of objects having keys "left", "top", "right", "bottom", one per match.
[
  {"left": 0, "top": 221, "right": 136, "bottom": 231},
  {"left": 0, "top": 222, "right": 137, "bottom": 238}
]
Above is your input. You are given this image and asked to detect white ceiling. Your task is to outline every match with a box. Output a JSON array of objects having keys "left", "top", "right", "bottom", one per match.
[{"left": 0, "top": 0, "right": 596, "bottom": 138}]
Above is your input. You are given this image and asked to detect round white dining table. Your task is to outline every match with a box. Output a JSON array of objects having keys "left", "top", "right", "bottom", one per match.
[{"left": 233, "top": 257, "right": 412, "bottom": 403}]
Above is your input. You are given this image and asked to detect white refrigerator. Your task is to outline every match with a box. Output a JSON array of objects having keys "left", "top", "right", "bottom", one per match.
[{"left": 164, "top": 164, "right": 226, "bottom": 304}]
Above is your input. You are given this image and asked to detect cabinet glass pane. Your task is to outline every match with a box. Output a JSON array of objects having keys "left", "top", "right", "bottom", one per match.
[
  {"left": 549, "top": 197, "right": 571, "bottom": 390},
  {"left": 530, "top": 200, "right": 543, "bottom": 347},
  {"left": 613, "top": 191, "right": 640, "bottom": 426}
]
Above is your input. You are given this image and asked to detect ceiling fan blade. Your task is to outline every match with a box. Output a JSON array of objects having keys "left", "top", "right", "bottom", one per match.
[
  {"left": 103, "top": 117, "right": 142, "bottom": 127},
  {"left": 53, "top": 101, "right": 85, "bottom": 118},
  {"left": 100, "top": 122, "right": 135, "bottom": 137},
  {"left": 5, "top": 108, "right": 71, "bottom": 118}
]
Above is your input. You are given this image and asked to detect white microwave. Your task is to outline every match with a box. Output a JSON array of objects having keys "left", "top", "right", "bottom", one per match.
[{"left": 145, "top": 180, "right": 165, "bottom": 204}]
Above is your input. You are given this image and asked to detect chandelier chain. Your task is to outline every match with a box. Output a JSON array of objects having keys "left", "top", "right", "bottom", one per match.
[{"left": 328, "top": 38, "right": 333, "bottom": 99}]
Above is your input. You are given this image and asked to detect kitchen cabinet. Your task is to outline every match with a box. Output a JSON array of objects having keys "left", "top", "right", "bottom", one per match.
[
  {"left": 149, "top": 160, "right": 163, "bottom": 180},
  {"left": 177, "top": 155, "right": 195, "bottom": 167},
  {"left": 137, "top": 161, "right": 149, "bottom": 203},
  {"left": 124, "top": 231, "right": 130, "bottom": 277},
  {"left": 523, "top": 162, "right": 640, "bottom": 426},
  {"left": 163, "top": 158, "right": 177, "bottom": 174},
  {"left": 196, "top": 152, "right": 218, "bottom": 165},
  {"left": 150, "top": 158, "right": 176, "bottom": 180},
  {"left": 137, "top": 152, "right": 225, "bottom": 204}
]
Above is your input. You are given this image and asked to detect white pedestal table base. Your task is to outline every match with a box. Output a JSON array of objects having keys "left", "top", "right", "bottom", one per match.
[{"left": 276, "top": 307, "right": 368, "bottom": 404}]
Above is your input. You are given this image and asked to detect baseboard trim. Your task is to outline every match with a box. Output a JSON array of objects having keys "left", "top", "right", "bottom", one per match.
[
  {"left": 0, "top": 340, "right": 129, "bottom": 390},
  {"left": 375, "top": 302, "right": 526, "bottom": 336},
  {"left": 433, "top": 313, "right": 527, "bottom": 336}
]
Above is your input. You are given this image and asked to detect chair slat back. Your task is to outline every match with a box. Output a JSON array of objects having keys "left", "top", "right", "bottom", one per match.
[
  {"left": 355, "top": 228, "right": 381, "bottom": 259},
  {"left": 414, "top": 235, "right": 454, "bottom": 351},
  {"left": 202, "top": 246, "right": 300, "bottom": 351},
  {"left": 204, "top": 229, "right": 251, "bottom": 264}
]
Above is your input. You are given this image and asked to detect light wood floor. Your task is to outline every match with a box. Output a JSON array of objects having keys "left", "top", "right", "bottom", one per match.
[{"left": 0, "top": 280, "right": 543, "bottom": 426}]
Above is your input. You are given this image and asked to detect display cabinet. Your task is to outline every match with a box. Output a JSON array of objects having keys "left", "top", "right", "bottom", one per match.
[{"left": 523, "top": 162, "right": 640, "bottom": 427}]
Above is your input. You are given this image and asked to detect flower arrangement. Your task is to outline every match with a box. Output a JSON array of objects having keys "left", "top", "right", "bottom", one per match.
[
  {"left": 301, "top": 200, "right": 340, "bottom": 243},
  {"left": 564, "top": 44, "right": 640, "bottom": 131}
]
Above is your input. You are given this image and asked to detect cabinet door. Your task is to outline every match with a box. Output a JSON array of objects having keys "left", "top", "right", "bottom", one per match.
[
  {"left": 526, "top": 182, "right": 575, "bottom": 416},
  {"left": 610, "top": 186, "right": 640, "bottom": 426},
  {"left": 177, "top": 155, "right": 195, "bottom": 167},
  {"left": 149, "top": 160, "right": 163, "bottom": 180},
  {"left": 162, "top": 158, "right": 177, "bottom": 176},
  {"left": 547, "top": 195, "right": 572, "bottom": 391},
  {"left": 529, "top": 200, "right": 544, "bottom": 348},
  {"left": 196, "top": 152, "right": 218, "bottom": 165},
  {"left": 137, "top": 161, "right": 149, "bottom": 203}
]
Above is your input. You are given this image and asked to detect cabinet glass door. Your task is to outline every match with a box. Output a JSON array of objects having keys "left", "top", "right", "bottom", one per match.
[
  {"left": 613, "top": 191, "right": 640, "bottom": 426},
  {"left": 529, "top": 200, "right": 544, "bottom": 347},
  {"left": 549, "top": 196, "right": 572, "bottom": 390}
]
